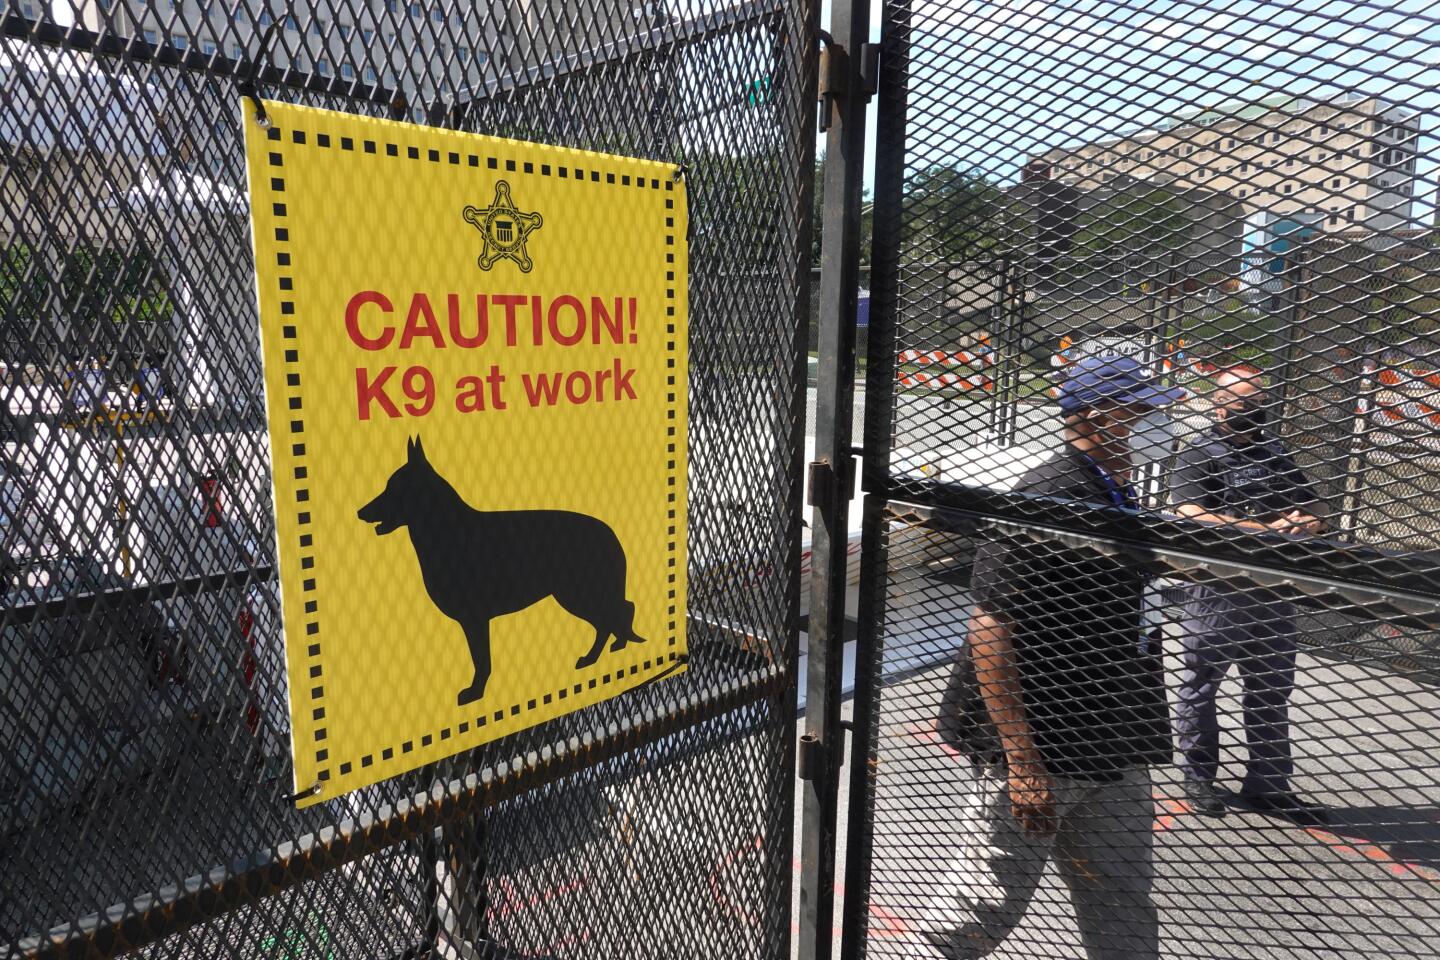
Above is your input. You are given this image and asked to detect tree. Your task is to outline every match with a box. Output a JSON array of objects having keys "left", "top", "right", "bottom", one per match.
[
  {"left": 1072, "top": 186, "right": 1194, "bottom": 264},
  {"left": 1, "top": 241, "right": 172, "bottom": 364},
  {"left": 899, "top": 164, "right": 1009, "bottom": 261}
]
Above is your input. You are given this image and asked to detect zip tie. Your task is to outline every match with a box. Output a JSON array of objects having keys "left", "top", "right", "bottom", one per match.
[
  {"left": 283, "top": 781, "right": 322, "bottom": 802},
  {"left": 241, "top": 80, "right": 269, "bottom": 128},
  {"left": 240, "top": 23, "right": 279, "bottom": 128},
  {"left": 673, "top": 163, "right": 687, "bottom": 181}
]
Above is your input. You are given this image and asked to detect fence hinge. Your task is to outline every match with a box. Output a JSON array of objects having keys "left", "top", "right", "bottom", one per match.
[
  {"left": 816, "top": 37, "right": 849, "bottom": 132},
  {"left": 859, "top": 42, "right": 880, "bottom": 99},
  {"left": 807, "top": 457, "right": 856, "bottom": 516},
  {"left": 797, "top": 733, "right": 824, "bottom": 781},
  {"left": 798, "top": 727, "right": 849, "bottom": 782}
]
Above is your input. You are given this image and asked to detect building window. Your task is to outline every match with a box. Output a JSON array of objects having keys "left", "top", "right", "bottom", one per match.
[
  {"left": 1227, "top": 138, "right": 1236, "bottom": 148},
  {"left": 386, "top": 0, "right": 397, "bottom": 10},
  {"left": 1319, "top": 124, "right": 1329, "bottom": 136},
  {"left": 143, "top": 29, "right": 159, "bottom": 44},
  {"left": 362, "top": 28, "right": 375, "bottom": 43},
  {"left": 364, "top": 67, "right": 377, "bottom": 82},
  {"left": 1283, "top": 183, "right": 1293, "bottom": 194},
  {"left": 339, "top": 23, "right": 353, "bottom": 39},
  {"left": 310, "top": 19, "right": 325, "bottom": 36},
  {"left": 1238, "top": 189, "right": 1247, "bottom": 198},
  {"left": 1270, "top": 157, "right": 1279, "bottom": 166},
  {"left": 432, "top": 9, "right": 444, "bottom": 22},
  {"left": 1347, "top": 208, "right": 1356, "bottom": 220},
  {"left": 202, "top": 41, "right": 215, "bottom": 54},
  {"left": 285, "top": 15, "right": 299, "bottom": 31},
  {"left": 341, "top": 63, "right": 354, "bottom": 79},
  {"left": 1271, "top": 131, "right": 1281, "bottom": 143},
  {"left": 459, "top": 46, "right": 468, "bottom": 61},
  {"left": 409, "top": 3, "right": 420, "bottom": 17},
  {"left": 1329, "top": 212, "right": 1340, "bottom": 226},
  {"left": 1332, "top": 178, "right": 1342, "bottom": 187},
  {"left": 232, "top": 45, "right": 243, "bottom": 58},
  {"left": 1284, "top": 157, "right": 1293, "bottom": 167},
  {"left": 172, "top": 35, "right": 187, "bottom": 50},
  {"left": 317, "top": 59, "right": 329, "bottom": 75}
]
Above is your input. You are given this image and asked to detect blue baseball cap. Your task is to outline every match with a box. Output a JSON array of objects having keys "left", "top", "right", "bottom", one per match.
[{"left": 1057, "top": 354, "right": 1185, "bottom": 414}]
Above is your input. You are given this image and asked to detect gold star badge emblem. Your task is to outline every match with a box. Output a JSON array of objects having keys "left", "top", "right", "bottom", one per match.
[{"left": 462, "top": 181, "right": 543, "bottom": 273}]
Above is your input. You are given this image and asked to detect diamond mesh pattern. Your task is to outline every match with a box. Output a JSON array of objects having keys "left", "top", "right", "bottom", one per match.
[
  {"left": 849, "top": 1, "right": 1440, "bottom": 957},
  {"left": 2, "top": 1, "right": 811, "bottom": 956}
]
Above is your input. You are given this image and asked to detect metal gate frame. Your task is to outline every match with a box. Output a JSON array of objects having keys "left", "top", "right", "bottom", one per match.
[
  {"left": 804, "top": 1, "right": 1440, "bottom": 958},
  {"left": 3, "top": 2, "right": 818, "bottom": 958}
]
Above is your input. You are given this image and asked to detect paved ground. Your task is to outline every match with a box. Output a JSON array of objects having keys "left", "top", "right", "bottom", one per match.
[{"left": 792, "top": 565, "right": 1440, "bottom": 960}]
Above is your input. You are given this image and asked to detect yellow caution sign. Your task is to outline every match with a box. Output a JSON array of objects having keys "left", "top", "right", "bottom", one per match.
[{"left": 243, "top": 100, "right": 688, "bottom": 807}]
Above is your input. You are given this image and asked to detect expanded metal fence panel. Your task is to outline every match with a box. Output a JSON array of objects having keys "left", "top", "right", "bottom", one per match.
[
  {"left": 852, "top": 511, "right": 1440, "bottom": 959},
  {"left": 2, "top": 0, "right": 812, "bottom": 956},
  {"left": 865, "top": 0, "right": 1440, "bottom": 592},
  {"left": 850, "top": 0, "right": 1440, "bottom": 957}
]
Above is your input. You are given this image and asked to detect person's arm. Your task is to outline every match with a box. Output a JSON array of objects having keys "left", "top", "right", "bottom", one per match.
[
  {"left": 1274, "top": 450, "right": 1329, "bottom": 535},
  {"left": 1168, "top": 441, "right": 1288, "bottom": 533},
  {"left": 1173, "top": 501, "right": 1281, "bottom": 533},
  {"left": 968, "top": 607, "right": 1056, "bottom": 836}
]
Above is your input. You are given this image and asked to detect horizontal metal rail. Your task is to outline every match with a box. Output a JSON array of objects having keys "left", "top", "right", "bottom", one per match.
[
  {"left": 450, "top": 0, "right": 786, "bottom": 107},
  {"left": 890, "top": 496, "right": 1440, "bottom": 632},
  {"left": 10, "top": 663, "right": 786, "bottom": 960},
  {"left": 0, "top": 12, "right": 401, "bottom": 111},
  {"left": 879, "top": 478, "right": 1440, "bottom": 604}
]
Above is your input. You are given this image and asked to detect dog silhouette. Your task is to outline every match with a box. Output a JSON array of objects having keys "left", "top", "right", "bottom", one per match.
[{"left": 357, "top": 437, "right": 645, "bottom": 706}]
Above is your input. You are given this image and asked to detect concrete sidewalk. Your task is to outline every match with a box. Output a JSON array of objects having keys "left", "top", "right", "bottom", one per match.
[{"left": 797, "top": 644, "right": 1440, "bottom": 959}]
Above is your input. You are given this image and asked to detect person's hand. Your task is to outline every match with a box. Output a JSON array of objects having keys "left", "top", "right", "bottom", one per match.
[
  {"left": 1007, "top": 761, "right": 1058, "bottom": 836},
  {"left": 1270, "top": 511, "right": 1324, "bottom": 536}
]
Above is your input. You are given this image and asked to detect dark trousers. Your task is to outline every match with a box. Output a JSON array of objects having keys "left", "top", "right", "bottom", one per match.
[{"left": 1175, "top": 590, "right": 1297, "bottom": 795}]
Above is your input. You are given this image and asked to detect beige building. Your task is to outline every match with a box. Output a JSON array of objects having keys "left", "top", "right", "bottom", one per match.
[{"left": 1038, "top": 93, "right": 1422, "bottom": 234}]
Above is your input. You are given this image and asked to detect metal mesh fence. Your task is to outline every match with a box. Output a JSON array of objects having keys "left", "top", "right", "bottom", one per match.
[
  {"left": 849, "top": 0, "right": 1440, "bottom": 957},
  {"left": 1, "top": 0, "right": 813, "bottom": 956}
]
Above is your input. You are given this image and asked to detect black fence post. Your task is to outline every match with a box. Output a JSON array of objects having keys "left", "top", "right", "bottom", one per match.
[
  {"left": 797, "top": 0, "right": 871, "bottom": 955},
  {"left": 839, "top": 0, "right": 908, "bottom": 955}
]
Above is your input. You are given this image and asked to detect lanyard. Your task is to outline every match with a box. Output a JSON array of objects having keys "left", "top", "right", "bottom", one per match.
[{"left": 1079, "top": 453, "right": 1137, "bottom": 510}]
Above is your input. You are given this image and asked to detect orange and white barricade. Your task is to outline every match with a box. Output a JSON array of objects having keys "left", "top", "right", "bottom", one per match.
[
  {"left": 1374, "top": 366, "right": 1440, "bottom": 431},
  {"left": 896, "top": 339, "right": 995, "bottom": 391}
]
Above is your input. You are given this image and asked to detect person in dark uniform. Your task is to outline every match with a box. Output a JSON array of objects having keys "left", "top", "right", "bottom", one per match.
[
  {"left": 924, "top": 354, "right": 1181, "bottom": 960},
  {"left": 1168, "top": 366, "right": 1330, "bottom": 826}
]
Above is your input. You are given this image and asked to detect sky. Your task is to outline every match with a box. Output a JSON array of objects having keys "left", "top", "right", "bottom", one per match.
[
  {"left": 822, "top": 0, "right": 1440, "bottom": 218},
  {"left": 48, "top": 0, "right": 1440, "bottom": 216}
]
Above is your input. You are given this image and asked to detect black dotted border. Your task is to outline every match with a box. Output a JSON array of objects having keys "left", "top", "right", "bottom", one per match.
[{"left": 265, "top": 121, "right": 682, "bottom": 789}]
